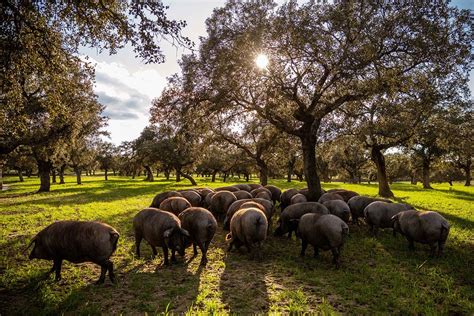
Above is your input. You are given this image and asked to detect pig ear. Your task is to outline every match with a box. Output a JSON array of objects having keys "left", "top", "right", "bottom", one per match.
[
  {"left": 391, "top": 214, "right": 400, "bottom": 225},
  {"left": 163, "top": 228, "right": 174, "bottom": 239},
  {"left": 181, "top": 228, "right": 190, "bottom": 237}
]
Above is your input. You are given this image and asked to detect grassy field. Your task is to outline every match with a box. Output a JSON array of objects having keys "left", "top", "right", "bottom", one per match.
[{"left": 0, "top": 175, "right": 473, "bottom": 315}]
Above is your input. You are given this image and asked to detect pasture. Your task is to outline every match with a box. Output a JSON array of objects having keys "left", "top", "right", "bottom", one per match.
[{"left": 0, "top": 176, "right": 473, "bottom": 315}]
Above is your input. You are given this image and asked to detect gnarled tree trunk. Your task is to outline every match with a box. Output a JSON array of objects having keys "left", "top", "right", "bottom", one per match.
[
  {"left": 370, "top": 147, "right": 394, "bottom": 198},
  {"left": 422, "top": 158, "right": 432, "bottom": 189},
  {"left": 175, "top": 167, "right": 181, "bottom": 182},
  {"left": 257, "top": 159, "right": 268, "bottom": 186},
  {"left": 74, "top": 167, "right": 82, "bottom": 184},
  {"left": 144, "top": 166, "right": 154, "bottom": 182},
  {"left": 18, "top": 168, "right": 24, "bottom": 182},
  {"left": 37, "top": 159, "right": 52, "bottom": 192},
  {"left": 462, "top": 158, "right": 471, "bottom": 186},
  {"left": 59, "top": 164, "right": 65, "bottom": 184},
  {"left": 179, "top": 171, "right": 197, "bottom": 186},
  {"left": 211, "top": 170, "right": 217, "bottom": 182},
  {"left": 299, "top": 130, "right": 322, "bottom": 201},
  {"left": 51, "top": 169, "right": 57, "bottom": 184}
]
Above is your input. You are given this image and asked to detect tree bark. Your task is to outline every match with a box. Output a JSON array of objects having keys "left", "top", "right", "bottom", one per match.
[
  {"left": 59, "top": 164, "right": 65, "bottom": 184},
  {"left": 104, "top": 169, "right": 108, "bottom": 181},
  {"left": 300, "top": 132, "right": 322, "bottom": 201},
  {"left": 144, "top": 166, "right": 154, "bottom": 182},
  {"left": 175, "top": 167, "right": 181, "bottom": 182},
  {"left": 245, "top": 173, "right": 249, "bottom": 182},
  {"left": 370, "top": 147, "right": 394, "bottom": 198},
  {"left": 51, "top": 169, "right": 57, "bottom": 183},
  {"left": 223, "top": 172, "right": 228, "bottom": 182},
  {"left": 422, "top": 158, "right": 432, "bottom": 189},
  {"left": 0, "top": 160, "right": 3, "bottom": 190},
  {"left": 287, "top": 157, "right": 295, "bottom": 182},
  {"left": 164, "top": 169, "right": 170, "bottom": 180},
  {"left": 257, "top": 159, "right": 268, "bottom": 186},
  {"left": 18, "top": 169, "right": 24, "bottom": 182},
  {"left": 37, "top": 160, "right": 52, "bottom": 192},
  {"left": 211, "top": 170, "right": 217, "bottom": 182},
  {"left": 74, "top": 167, "right": 82, "bottom": 184},
  {"left": 462, "top": 158, "right": 471, "bottom": 186},
  {"left": 180, "top": 171, "right": 197, "bottom": 186}
]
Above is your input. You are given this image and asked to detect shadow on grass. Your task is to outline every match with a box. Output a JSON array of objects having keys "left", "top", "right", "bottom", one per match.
[{"left": 219, "top": 228, "right": 270, "bottom": 314}]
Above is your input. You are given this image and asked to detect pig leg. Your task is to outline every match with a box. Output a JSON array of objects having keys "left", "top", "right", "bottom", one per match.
[
  {"left": 50, "top": 259, "right": 62, "bottom": 281},
  {"left": 438, "top": 241, "right": 445, "bottom": 256},
  {"left": 373, "top": 226, "right": 379, "bottom": 237},
  {"left": 171, "top": 249, "right": 177, "bottom": 263},
  {"left": 300, "top": 239, "right": 308, "bottom": 257},
  {"left": 407, "top": 237, "right": 415, "bottom": 251},
  {"left": 135, "top": 232, "right": 142, "bottom": 258},
  {"left": 193, "top": 243, "right": 198, "bottom": 257},
  {"left": 107, "top": 260, "right": 116, "bottom": 283},
  {"left": 96, "top": 262, "right": 108, "bottom": 284},
  {"left": 331, "top": 248, "right": 340, "bottom": 269},
  {"left": 313, "top": 246, "right": 319, "bottom": 258},
  {"left": 162, "top": 247, "right": 169, "bottom": 265},
  {"left": 151, "top": 246, "right": 158, "bottom": 259},
  {"left": 198, "top": 242, "right": 208, "bottom": 265},
  {"left": 429, "top": 243, "right": 437, "bottom": 257}
]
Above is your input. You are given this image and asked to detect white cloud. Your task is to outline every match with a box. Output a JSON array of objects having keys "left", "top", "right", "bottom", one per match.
[{"left": 80, "top": 56, "right": 168, "bottom": 144}]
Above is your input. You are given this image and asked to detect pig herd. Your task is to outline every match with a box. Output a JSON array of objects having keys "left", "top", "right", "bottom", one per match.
[{"left": 26, "top": 184, "right": 450, "bottom": 284}]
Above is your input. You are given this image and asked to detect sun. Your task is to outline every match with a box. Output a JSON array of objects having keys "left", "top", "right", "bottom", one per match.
[{"left": 255, "top": 54, "right": 269, "bottom": 69}]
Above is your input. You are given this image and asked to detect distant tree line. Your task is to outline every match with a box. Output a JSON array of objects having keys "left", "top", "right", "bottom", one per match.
[{"left": 1, "top": 1, "right": 472, "bottom": 196}]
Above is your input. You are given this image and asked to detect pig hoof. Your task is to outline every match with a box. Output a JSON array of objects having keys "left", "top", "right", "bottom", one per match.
[{"left": 95, "top": 279, "right": 105, "bottom": 285}]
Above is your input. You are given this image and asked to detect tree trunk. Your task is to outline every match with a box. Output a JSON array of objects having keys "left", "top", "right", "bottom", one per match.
[
  {"left": 0, "top": 160, "right": 3, "bottom": 190},
  {"left": 132, "top": 169, "right": 136, "bottom": 179},
  {"left": 27, "top": 169, "right": 32, "bottom": 177},
  {"left": 180, "top": 171, "right": 197, "bottom": 186},
  {"left": 164, "top": 169, "right": 170, "bottom": 180},
  {"left": 104, "top": 169, "right": 108, "bottom": 181},
  {"left": 175, "top": 167, "right": 181, "bottom": 182},
  {"left": 157, "top": 169, "right": 160, "bottom": 177},
  {"left": 18, "top": 169, "right": 24, "bottom": 182},
  {"left": 37, "top": 160, "right": 52, "bottom": 192},
  {"left": 223, "top": 172, "right": 228, "bottom": 182},
  {"left": 51, "top": 169, "right": 57, "bottom": 183},
  {"left": 463, "top": 158, "right": 471, "bottom": 186},
  {"left": 245, "top": 173, "right": 249, "bottom": 182},
  {"left": 211, "top": 170, "right": 217, "bottom": 182},
  {"left": 74, "top": 167, "right": 82, "bottom": 184},
  {"left": 300, "top": 132, "right": 322, "bottom": 201},
  {"left": 144, "top": 166, "right": 154, "bottom": 182},
  {"left": 113, "top": 169, "right": 116, "bottom": 176},
  {"left": 410, "top": 174, "right": 417, "bottom": 185},
  {"left": 257, "top": 159, "right": 268, "bottom": 186},
  {"left": 287, "top": 157, "right": 295, "bottom": 182},
  {"left": 370, "top": 147, "right": 394, "bottom": 198},
  {"left": 59, "top": 164, "right": 65, "bottom": 184},
  {"left": 422, "top": 158, "right": 432, "bottom": 189}
]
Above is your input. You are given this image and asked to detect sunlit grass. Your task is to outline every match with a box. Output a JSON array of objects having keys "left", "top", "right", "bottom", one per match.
[{"left": 0, "top": 175, "right": 473, "bottom": 314}]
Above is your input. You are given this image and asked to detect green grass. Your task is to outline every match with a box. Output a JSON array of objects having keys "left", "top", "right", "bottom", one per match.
[{"left": 1, "top": 175, "right": 473, "bottom": 315}]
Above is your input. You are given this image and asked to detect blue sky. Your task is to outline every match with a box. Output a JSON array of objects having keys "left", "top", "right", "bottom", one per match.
[{"left": 79, "top": 0, "right": 473, "bottom": 145}]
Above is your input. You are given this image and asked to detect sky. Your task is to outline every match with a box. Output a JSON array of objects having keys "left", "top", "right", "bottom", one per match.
[{"left": 79, "top": 0, "right": 473, "bottom": 145}]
